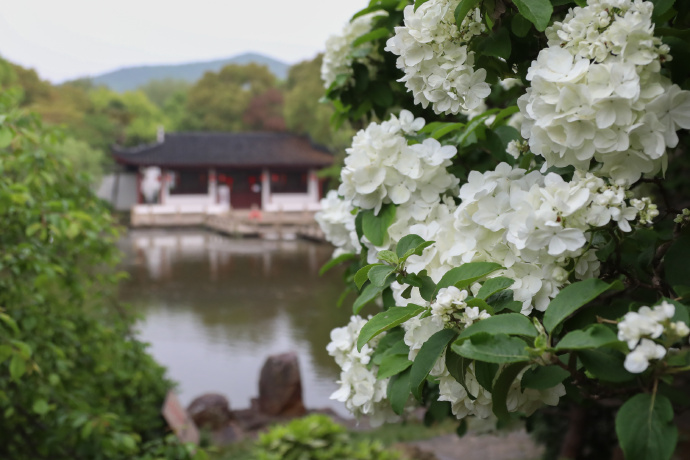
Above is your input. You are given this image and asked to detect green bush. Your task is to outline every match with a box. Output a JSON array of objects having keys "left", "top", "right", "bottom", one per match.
[
  {"left": 0, "top": 89, "right": 200, "bottom": 459},
  {"left": 254, "top": 414, "right": 400, "bottom": 460}
]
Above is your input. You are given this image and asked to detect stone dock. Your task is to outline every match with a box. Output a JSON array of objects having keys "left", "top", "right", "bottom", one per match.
[{"left": 130, "top": 206, "right": 325, "bottom": 241}]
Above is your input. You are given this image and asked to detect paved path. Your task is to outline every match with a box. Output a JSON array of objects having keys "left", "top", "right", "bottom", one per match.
[{"left": 410, "top": 430, "right": 543, "bottom": 460}]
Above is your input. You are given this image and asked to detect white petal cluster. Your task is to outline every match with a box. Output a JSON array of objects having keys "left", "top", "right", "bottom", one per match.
[
  {"left": 400, "top": 290, "right": 565, "bottom": 421},
  {"left": 431, "top": 286, "right": 490, "bottom": 325},
  {"left": 327, "top": 315, "right": 400, "bottom": 426},
  {"left": 338, "top": 110, "right": 460, "bottom": 215},
  {"left": 623, "top": 338, "right": 667, "bottom": 373},
  {"left": 385, "top": 2, "right": 490, "bottom": 115},
  {"left": 315, "top": 190, "right": 361, "bottom": 256},
  {"left": 395, "top": 163, "right": 643, "bottom": 313},
  {"left": 437, "top": 363, "right": 566, "bottom": 420},
  {"left": 322, "top": 12, "right": 387, "bottom": 89},
  {"left": 617, "top": 300, "right": 689, "bottom": 373},
  {"left": 518, "top": 0, "right": 690, "bottom": 185}
]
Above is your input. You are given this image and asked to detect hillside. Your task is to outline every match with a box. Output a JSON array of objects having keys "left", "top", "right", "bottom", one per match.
[{"left": 90, "top": 53, "right": 289, "bottom": 92}]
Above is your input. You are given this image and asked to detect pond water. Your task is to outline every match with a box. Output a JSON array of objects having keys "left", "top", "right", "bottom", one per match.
[{"left": 118, "top": 229, "right": 356, "bottom": 416}]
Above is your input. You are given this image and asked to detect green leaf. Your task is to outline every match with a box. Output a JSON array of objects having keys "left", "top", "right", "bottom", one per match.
[
  {"left": 368, "top": 265, "right": 396, "bottom": 287},
  {"left": 370, "top": 81, "right": 394, "bottom": 107},
  {"left": 511, "top": 13, "right": 532, "bottom": 37},
  {"left": 414, "top": 0, "right": 430, "bottom": 11},
  {"left": 0, "top": 314, "right": 19, "bottom": 335},
  {"left": 431, "top": 122, "right": 466, "bottom": 140},
  {"left": 396, "top": 234, "right": 426, "bottom": 258},
  {"left": 512, "top": 0, "right": 553, "bottom": 31},
  {"left": 521, "top": 365, "right": 569, "bottom": 390},
  {"left": 555, "top": 324, "right": 618, "bottom": 351},
  {"left": 361, "top": 204, "right": 396, "bottom": 247},
  {"left": 319, "top": 252, "right": 357, "bottom": 276},
  {"left": 402, "top": 272, "right": 436, "bottom": 301},
  {"left": 425, "top": 399, "right": 451, "bottom": 425},
  {"left": 0, "top": 126, "right": 12, "bottom": 149},
  {"left": 418, "top": 121, "right": 447, "bottom": 134},
  {"left": 32, "top": 399, "right": 50, "bottom": 415},
  {"left": 352, "top": 27, "right": 390, "bottom": 47},
  {"left": 488, "top": 290, "right": 523, "bottom": 313},
  {"left": 649, "top": 0, "right": 675, "bottom": 20},
  {"left": 377, "top": 354, "right": 413, "bottom": 379},
  {"left": 492, "top": 363, "right": 528, "bottom": 421},
  {"left": 474, "top": 361, "right": 498, "bottom": 391},
  {"left": 402, "top": 242, "right": 434, "bottom": 262},
  {"left": 454, "top": 0, "right": 482, "bottom": 26},
  {"left": 466, "top": 297, "right": 494, "bottom": 315},
  {"left": 456, "top": 313, "right": 538, "bottom": 342},
  {"left": 377, "top": 250, "right": 399, "bottom": 265},
  {"left": 616, "top": 393, "right": 677, "bottom": 460},
  {"left": 475, "top": 28, "right": 512, "bottom": 60},
  {"left": 353, "top": 283, "right": 384, "bottom": 314},
  {"left": 434, "top": 262, "right": 503, "bottom": 298},
  {"left": 477, "top": 277, "right": 515, "bottom": 300},
  {"left": 578, "top": 349, "right": 635, "bottom": 382},
  {"left": 665, "top": 234, "right": 690, "bottom": 292},
  {"left": 456, "top": 419, "right": 468, "bottom": 437},
  {"left": 490, "top": 106, "right": 520, "bottom": 128},
  {"left": 9, "top": 354, "right": 26, "bottom": 380},
  {"left": 357, "top": 304, "right": 426, "bottom": 351},
  {"left": 452, "top": 333, "right": 530, "bottom": 363},
  {"left": 0, "top": 345, "right": 13, "bottom": 364},
  {"left": 445, "top": 348, "right": 471, "bottom": 388},
  {"left": 543, "top": 279, "right": 624, "bottom": 333},
  {"left": 388, "top": 368, "right": 411, "bottom": 415},
  {"left": 410, "top": 329, "right": 458, "bottom": 401},
  {"left": 457, "top": 109, "right": 501, "bottom": 146},
  {"left": 355, "top": 264, "right": 379, "bottom": 290}
]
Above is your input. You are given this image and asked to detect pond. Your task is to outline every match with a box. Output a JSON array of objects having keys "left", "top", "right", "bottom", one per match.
[{"left": 118, "top": 229, "right": 356, "bottom": 416}]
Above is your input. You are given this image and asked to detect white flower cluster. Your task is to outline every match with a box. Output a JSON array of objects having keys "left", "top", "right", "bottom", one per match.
[
  {"left": 402, "top": 313, "right": 565, "bottom": 419},
  {"left": 518, "top": 0, "right": 690, "bottom": 185},
  {"left": 327, "top": 315, "right": 400, "bottom": 426},
  {"left": 385, "top": 1, "right": 490, "bottom": 115},
  {"left": 392, "top": 163, "right": 643, "bottom": 314},
  {"left": 431, "top": 286, "right": 490, "bottom": 325},
  {"left": 322, "top": 12, "right": 387, "bottom": 89},
  {"left": 338, "top": 110, "right": 460, "bottom": 215},
  {"left": 617, "top": 300, "right": 689, "bottom": 373},
  {"left": 315, "top": 190, "right": 361, "bottom": 256}
]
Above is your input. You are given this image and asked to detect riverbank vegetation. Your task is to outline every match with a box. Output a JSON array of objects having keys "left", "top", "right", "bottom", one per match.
[{"left": 0, "top": 90, "right": 203, "bottom": 459}]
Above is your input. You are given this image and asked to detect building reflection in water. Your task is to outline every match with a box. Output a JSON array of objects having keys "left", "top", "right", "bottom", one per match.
[{"left": 119, "top": 229, "right": 367, "bottom": 415}]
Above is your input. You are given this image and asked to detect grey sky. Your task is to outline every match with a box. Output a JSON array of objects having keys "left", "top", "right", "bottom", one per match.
[{"left": 0, "top": 0, "right": 367, "bottom": 83}]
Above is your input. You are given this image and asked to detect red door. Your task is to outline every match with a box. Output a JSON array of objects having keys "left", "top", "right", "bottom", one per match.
[{"left": 219, "top": 169, "right": 262, "bottom": 209}]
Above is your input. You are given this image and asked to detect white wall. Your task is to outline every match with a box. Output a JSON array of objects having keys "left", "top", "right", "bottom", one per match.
[
  {"left": 262, "top": 168, "right": 322, "bottom": 212},
  {"left": 96, "top": 173, "right": 138, "bottom": 211}
]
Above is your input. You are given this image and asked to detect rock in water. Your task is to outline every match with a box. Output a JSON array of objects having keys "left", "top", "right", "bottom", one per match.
[
  {"left": 258, "top": 352, "right": 306, "bottom": 416},
  {"left": 187, "top": 393, "right": 234, "bottom": 430}
]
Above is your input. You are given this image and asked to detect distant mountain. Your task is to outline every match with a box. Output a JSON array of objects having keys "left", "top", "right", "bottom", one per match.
[{"left": 90, "top": 53, "right": 290, "bottom": 92}]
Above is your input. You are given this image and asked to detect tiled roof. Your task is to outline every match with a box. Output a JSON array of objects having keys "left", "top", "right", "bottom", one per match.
[{"left": 112, "top": 132, "right": 333, "bottom": 168}]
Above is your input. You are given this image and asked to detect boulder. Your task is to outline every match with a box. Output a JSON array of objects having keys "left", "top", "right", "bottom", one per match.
[
  {"left": 258, "top": 352, "right": 306, "bottom": 416},
  {"left": 187, "top": 393, "right": 233, "bottom": 431}
]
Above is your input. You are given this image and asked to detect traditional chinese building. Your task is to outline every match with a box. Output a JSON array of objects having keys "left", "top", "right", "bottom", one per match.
[{"left": 110, "top": 131, "right": 333, "bottom": 215}]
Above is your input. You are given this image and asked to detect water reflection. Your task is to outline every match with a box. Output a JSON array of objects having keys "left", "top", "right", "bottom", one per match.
[{"left": 118, "top": 229, "right": 355, "bottom": 415}]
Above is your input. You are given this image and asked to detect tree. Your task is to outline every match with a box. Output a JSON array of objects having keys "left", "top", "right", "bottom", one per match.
[
  {"left": 283, "top": 55, "right": 355, "bottom": 187},
  {"left": 315, "top": 1, "right": 690, "bottom": 459},
  {"left": 0, "top": 90, "right": 202, "bottom": 459},
  {"left": 182, "top": 63, "right": 277, "bottom": 131},
  {"left": 53, "top": 137, "right": 106, "bottom": 183},
  {"left": 138, "top": 78, "right": 191, "bottom": 108},
  {"left": 243, "top": 88, "right": 286, "bottom": 132}
]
